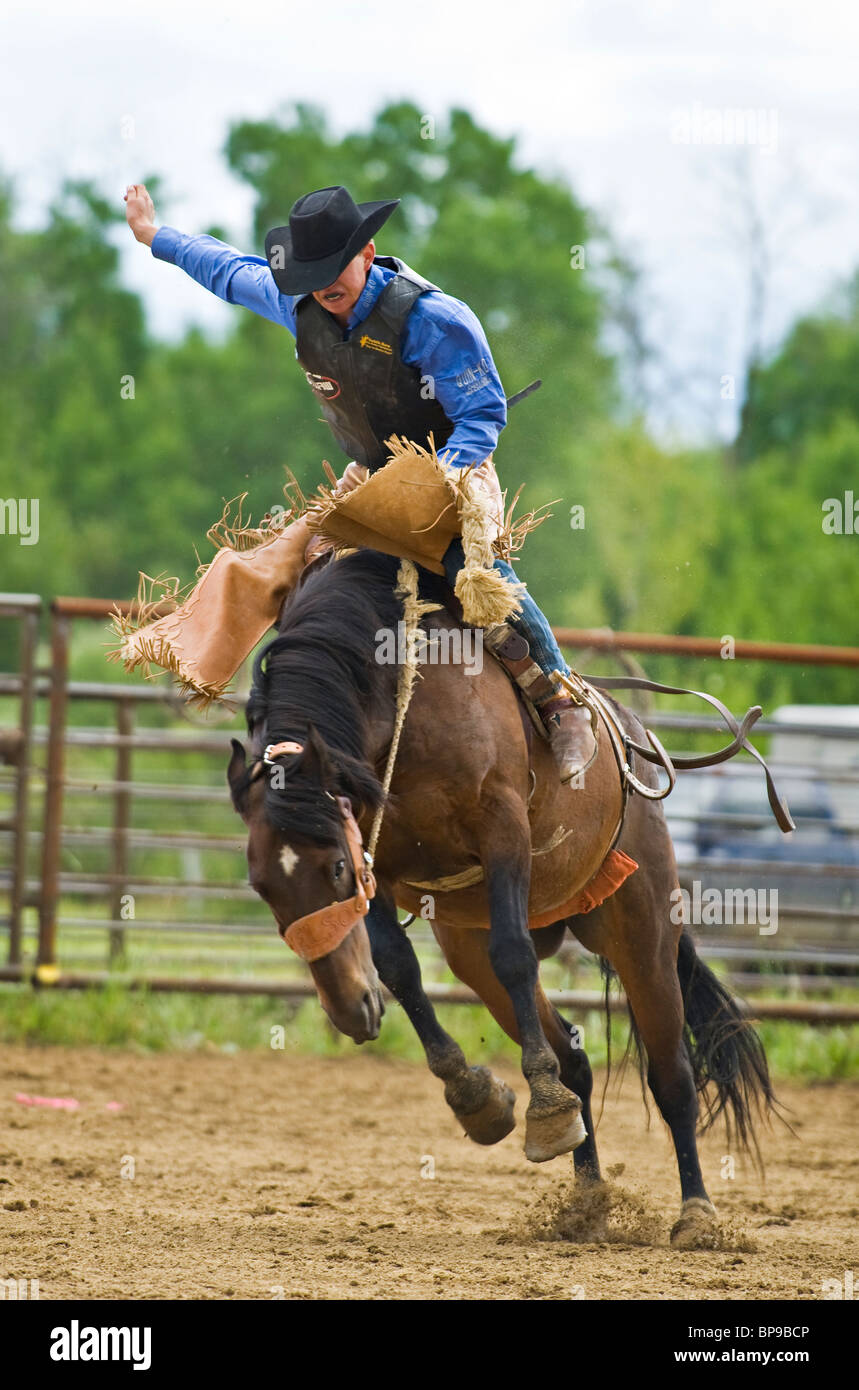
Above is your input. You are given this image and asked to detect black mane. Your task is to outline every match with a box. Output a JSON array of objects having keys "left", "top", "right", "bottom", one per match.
[{"left": 243, "top": 549, "right": 450, "bottom": 844}]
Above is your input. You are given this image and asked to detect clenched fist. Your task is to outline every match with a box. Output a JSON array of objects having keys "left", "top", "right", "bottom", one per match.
[{"left": 124, "top": 183, "right": 158, "bottom": 246}]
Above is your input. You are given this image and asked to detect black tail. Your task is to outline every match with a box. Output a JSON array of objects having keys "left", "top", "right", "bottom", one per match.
[{"left": 676, "top": 929, "right": 779, "bottom": 1160}]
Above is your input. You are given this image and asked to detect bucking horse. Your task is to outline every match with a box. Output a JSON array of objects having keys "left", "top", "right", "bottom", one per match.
[{"left": 227, "top": 537, "right": 793, "bottom": 1249}]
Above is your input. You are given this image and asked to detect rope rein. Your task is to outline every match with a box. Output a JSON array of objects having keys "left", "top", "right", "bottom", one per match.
[{"left": 366, "top": 559, "right": 442, "bottom": 864}]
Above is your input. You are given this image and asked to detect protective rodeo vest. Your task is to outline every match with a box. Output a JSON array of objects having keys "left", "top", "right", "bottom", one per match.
[{"left": 294, "top": 256, "right": 455, "bottom": 472}]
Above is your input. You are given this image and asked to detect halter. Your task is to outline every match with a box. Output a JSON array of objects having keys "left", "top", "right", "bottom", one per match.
[
  {"left": 258, "top": 742, "right": 377, "bottom": 962},
  {"left": 285, "top": 790, "right": 377, "bottom": 962}
]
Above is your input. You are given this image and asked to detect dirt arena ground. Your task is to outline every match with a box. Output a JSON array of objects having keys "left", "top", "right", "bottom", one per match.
[{"left": 1, "top": 1045, "right": 856, "bottom": 1300}]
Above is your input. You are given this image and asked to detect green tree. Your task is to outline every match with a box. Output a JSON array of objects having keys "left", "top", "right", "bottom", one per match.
[{"left": 737, "top": 271, "right": 859, "bottom": 462}]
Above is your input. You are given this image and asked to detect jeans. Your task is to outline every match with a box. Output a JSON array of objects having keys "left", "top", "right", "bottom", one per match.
[{"left": 442, "top": 539, "right": 571, "bottom": 681}]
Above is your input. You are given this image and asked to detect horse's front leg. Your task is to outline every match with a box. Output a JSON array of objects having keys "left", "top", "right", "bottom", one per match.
[
  {"left": 366, "top": 892, "right": 515, "bottom": 1145},
  {"left": 486, "top": 858, "right": 587, "bottom": 1162}
]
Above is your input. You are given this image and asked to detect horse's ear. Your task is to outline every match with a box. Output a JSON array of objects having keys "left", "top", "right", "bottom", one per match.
[
  {"left": 337, "top": 750, "right": 385, "bottom": 819},
  {"left": 300, "top": 725, "right": 335, "bottom": 787},
  {"left": 227, "top": 737, "right": 249, "bottom": 816}
]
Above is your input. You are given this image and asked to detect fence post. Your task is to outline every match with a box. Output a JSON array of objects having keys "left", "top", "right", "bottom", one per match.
[
  {"left": 1, "top": 596, "right": 41, "bottom": 966},
  {"left": 36, "top": 606, "right": 70, "bottom": 971},
  {"left": 109, "top": 698, "right": 133, "bottom": 965}
]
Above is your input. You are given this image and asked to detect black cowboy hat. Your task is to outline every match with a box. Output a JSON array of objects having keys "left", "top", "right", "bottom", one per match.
[{"left": 265, "top": 185, "right": 400, "bottom": 295}]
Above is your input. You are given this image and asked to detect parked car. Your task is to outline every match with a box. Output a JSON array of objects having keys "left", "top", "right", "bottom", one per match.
[{"left": 694, "top": 774, "right": 859, "bottom": 911}]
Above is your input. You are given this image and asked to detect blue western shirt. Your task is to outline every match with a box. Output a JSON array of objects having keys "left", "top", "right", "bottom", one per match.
[{"left": 151, "top": 227, "right": 507, "bottom": 467}]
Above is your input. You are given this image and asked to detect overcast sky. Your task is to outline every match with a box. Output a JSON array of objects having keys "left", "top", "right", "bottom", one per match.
[{"left": 5, "top": 0, "right": 859, "bottom": 443}]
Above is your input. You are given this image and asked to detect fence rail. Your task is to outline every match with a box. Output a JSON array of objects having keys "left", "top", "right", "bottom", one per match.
[{"left": 1, "top": 964, "right": 856, "bottom": 1024}]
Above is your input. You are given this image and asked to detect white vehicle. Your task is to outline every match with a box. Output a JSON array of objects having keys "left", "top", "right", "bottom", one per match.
[{"left": 769, "top": 705, "right": 859, "bottom": 826}]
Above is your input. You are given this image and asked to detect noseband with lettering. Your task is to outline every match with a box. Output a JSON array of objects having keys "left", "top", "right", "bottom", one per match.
[{"left": 262, "top": 741, "right": 376, "bottom": 962}]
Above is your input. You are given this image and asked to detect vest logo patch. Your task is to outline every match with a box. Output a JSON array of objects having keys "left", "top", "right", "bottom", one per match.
[
  {"left": 358, "top": 334, "right": 394, "bottom": 355},
  {"left": 305, "top": 371, "right": 341, "bottom": 400}
]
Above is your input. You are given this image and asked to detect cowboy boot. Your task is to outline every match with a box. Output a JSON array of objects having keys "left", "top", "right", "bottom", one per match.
[
  {"left": 483, "top": 625, "right": 597, "bottom": 782},
  {"left": 535, "top": 692, "right": 598, "bottom": 783}
]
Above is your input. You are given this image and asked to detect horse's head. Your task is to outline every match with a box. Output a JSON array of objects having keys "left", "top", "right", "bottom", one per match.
[{"left": 228, "top": 728, "right": 385, "bottom": 1043}]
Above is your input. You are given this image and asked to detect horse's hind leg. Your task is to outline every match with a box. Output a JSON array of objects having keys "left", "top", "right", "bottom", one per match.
[
  {"left": 366, "top": 893, "right": 515, "bottom": 1146},
  {"left": 577, "top": 886, "right": 721, "bottom": 1249}
]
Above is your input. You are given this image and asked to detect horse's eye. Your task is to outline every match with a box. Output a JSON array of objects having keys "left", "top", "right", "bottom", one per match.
[{"left": 333, "top": 859, "right": 346, "bottom": 881}]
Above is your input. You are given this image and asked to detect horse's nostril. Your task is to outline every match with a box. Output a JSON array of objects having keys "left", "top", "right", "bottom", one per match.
[{"left": 362, "top": 990, "right": 381, "bottom": 1025}]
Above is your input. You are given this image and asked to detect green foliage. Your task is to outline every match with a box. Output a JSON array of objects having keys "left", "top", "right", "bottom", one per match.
[
  {"left": 2, "top": 101, "right": 857, "bottom": 704},
  {"left": 737, "top": 270, "right": 859, "bottom": 461}
]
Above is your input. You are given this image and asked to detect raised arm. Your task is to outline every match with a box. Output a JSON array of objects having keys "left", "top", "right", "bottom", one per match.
[{"left": 123, "top": 183, "right": 295, "bottom": 332}]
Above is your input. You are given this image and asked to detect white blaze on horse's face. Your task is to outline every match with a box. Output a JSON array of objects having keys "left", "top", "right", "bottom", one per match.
[{"left": 279, "top": 844, "right": 299, "bottom": 878}]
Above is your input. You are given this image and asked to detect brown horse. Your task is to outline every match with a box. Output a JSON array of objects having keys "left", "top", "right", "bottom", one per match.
[{"left": 227, "top": 548, "right": 776, "bottom": 1246}]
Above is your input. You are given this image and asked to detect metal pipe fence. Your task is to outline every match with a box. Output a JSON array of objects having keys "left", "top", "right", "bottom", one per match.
[{"left": 0, "top": 596, "right": 857, "bottom": 1020}]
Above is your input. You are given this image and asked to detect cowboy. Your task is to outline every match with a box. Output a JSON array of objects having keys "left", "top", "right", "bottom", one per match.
[{"left": 123, "top": 182, "right": 595, "bottom": 779}]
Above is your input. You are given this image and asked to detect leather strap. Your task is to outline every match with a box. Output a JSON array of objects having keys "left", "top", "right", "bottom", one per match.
[
  {"left": 283, "top": 794, "right": 377, "bottom": 962},
  {"left": 582, "top": 673, "right": 795, "bottom": 833},
  {"left": 484, "top": 624, "right": 556, "bottom": 705},
  {"left": 264, "top": 740, "right": 304, "bottom": 762}
]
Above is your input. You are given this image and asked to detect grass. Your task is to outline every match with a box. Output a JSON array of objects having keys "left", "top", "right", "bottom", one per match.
[
  {"left": 0, "top": 981, "right": 563, "bottom": 1061},
  {"left": 756, "top": 1020, "right": 859, "bottom": 1082},
  {"left": 1, "top": 980, "right": 857, "bottom": 1083}
]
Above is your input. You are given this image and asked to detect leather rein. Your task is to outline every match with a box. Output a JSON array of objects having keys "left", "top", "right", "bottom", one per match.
[{"left": 561, "top": 672, "right": 796, "bottom": 847}]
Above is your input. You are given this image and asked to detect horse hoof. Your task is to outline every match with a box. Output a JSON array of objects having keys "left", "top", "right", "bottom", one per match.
[
  {"left": 524, "top": 1104, "right": 587, "bottom": 1163},
  {"left": 670, "top": 1198, "right": 721, "bottom": 1250},
  {"left": 456, "top": 1075, "right": 517, "bottom": 1146},
  {"left": 445, "top": 1066, "right": 516, "bottom": 1146}
]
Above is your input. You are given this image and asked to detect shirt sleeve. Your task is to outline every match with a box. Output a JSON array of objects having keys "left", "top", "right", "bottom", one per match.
[
  {"left": 150, "top": 226, "right": 296, "bottom": 334},
  {"left": 400, "top": 294, "right": 507, "bottom": 468}
]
